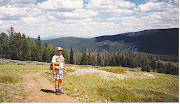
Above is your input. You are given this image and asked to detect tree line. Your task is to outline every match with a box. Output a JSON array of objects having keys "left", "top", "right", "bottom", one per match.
[
  {"left": 72, "top": 50, "right": 178, "bottom": 75},
  {"left": 0, "top": 27, "right": 178, "bottom": 75}
]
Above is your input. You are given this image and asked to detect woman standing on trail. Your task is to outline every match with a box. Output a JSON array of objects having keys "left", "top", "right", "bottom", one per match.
[{"left": 51, "top": 47, "right": 66, "bottom": 95}]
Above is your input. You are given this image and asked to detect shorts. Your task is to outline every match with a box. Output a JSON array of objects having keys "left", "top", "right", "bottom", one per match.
[{"left": 53, "top": 69, "right": 63, "bottom": 79}]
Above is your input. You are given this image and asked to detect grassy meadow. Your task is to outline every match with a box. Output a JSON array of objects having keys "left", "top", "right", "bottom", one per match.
[
  {"left": 0, "top": 63, "right": 179, "bottom": 102},
  {"left": 43, "top": 65, "right": 179, "bottom": 102}
]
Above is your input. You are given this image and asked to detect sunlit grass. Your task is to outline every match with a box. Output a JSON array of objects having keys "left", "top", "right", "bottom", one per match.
[
  {"left": 42, "top": 66, "right": 179, "bottom": 102},
  {"left": 0, "top": 64, "right": 178, "bottom": 102}
]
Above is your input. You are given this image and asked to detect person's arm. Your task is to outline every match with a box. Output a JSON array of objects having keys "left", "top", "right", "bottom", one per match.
[
  {"left": 63, "top": 62, "right": 66, "bottom": 74},
  {"left": 52, "top": 63, "right": 56, "bottom": 75},
  {"left": 51, "top": 55, "right": 56, "bottom": 75}
]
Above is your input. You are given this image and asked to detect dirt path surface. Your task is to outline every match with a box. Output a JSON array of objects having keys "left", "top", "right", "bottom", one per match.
[{"left": 23, "top": 71, "right": 78, "bottom": 103}]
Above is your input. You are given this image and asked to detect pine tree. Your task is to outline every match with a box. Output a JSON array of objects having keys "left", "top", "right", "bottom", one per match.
[
  {"left": 88, "top": 52, "right": 95, "bottom": 66},
  {"left": 34, "top": 35, "right": 42, "bottom": 61},
  {"left": 47, "top": 44, "right": 53, "bottom": 62},
  {"left": 36, "top": 35, "right": 41, "bottom": 49},
  {"left": 52, "top": 43, "right": 56, "bottom": 56},
  {"left": 9, "top": 32, "right": 23, "bottom": 60},
  {"left": 80, "top": 50, "right": 88, "bottom": 65},
  {"left": 70, "top": 47, "right": 74, "bottom": 64},
  {"left": 0, "top": 32, "right": 10, "bottom": 58},
  {"left": 21, "top": 34, "right": 31, "bottom": 61},
  {"left": 104, "top": 57, "right": 110, "bottom": 66},
  {"left": 97, "top": 53, "right": 102, "bottom": 66},
  {"left": 42, "top": 43, "right": 50, "bottom": 62},
  {"left": 74, "top": 52, "right": 82, "bottom": 65},
  {"left": 62, "top": 50, "right": 69, "bottom": 64},
  {"left": 150, "top": 59, "right": 157, "bottom": 72}
]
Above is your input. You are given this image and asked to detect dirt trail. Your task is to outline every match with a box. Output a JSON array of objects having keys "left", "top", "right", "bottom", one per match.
[{"left": 23, "top": 71, "right": 78, "bottom": 103}]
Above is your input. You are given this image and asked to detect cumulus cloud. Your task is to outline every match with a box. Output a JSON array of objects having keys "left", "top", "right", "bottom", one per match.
[
  {"left": 106, "top": 1, "right": 179, "bottom": 33},
  {"left": 86, "top": 0, "right": 135, "bottom": 16},
  {"left": 134, "top": 2, "right": 173, "bottom": 12},
  {"left": 57, "top": 9, "right": 98, "bottom": 19},
  {"left": 37, "top": 0, "right": 83, "bottom": 11},
  {"left": 0, "top": 5, "right": 30, "bottom": 19},
  {"left": 174, "top": 0, "right": 179, "bottom": 3},
  {"left": 134, "top": 1, "right": 178, "bottom": 21},
  {"left": 0, "top": 0, "right": 36, "bottom": 6},
  {"left": 0, "top": 0, "right": 178, "bottom": 38}
]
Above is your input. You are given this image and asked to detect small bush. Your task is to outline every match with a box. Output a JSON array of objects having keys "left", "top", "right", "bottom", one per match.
[{"left": 0, "top": 76, "right": 21, "bottom": 83}]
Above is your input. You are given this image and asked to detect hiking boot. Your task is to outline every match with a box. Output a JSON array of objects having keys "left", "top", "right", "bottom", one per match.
[
  {"left": 55, "top": 90, "right": 61, "bottom": 95},
  {"left": 60, "top": 89, "right": 64, "bottom": 94}
]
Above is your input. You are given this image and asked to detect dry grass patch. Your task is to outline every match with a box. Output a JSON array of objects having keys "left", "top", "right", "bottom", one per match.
[
  {"left": 99, "top": 68, "right": 127, "bottom": 74},
  {"left": 0, "top": 76, "right": 21, "bottom": 83}
]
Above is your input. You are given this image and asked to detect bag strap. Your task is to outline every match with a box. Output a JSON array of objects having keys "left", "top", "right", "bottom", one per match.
[{"left": 54, "top": 55, "right": 60, "bottom": 62}]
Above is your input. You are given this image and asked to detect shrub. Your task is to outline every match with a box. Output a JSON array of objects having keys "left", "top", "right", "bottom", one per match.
[{"left": 0, "top": 76, "right": 21, "bottom": 83}]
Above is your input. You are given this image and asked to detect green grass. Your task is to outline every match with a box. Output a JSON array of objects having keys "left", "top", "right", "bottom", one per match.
[
  {"left": 0, "top": 65, "right": 48, "bottom": 102},
  {"left": 42, "top": 65, "right": 179, "bottom": 102},
  {"left": 0, "top": 64, "right": 178, "bottom": 102}
]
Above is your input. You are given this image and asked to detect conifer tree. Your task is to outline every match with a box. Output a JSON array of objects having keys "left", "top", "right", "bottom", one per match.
[
  {"left": 32, "top": 35, "right": 42, "bottom": 61},
  {"left": 80, "top": 50, "right": 88, "bottom": 65},
  {"left": 97, "top": 53, "right": 102, "bottom": 66},
  {"left": 88, "top": 52, "right": 95, "bottom": 66},
  {"left": 70, "top": 47, "right": 74, "bottom": 64},
  {"left": 74, "top": 52, "right": 81, "bottom": 65},
  {"left": 9, "top": 32, "right": 23, "bottom": 60},
  {"left": 62, "top": 49, "right": 69, "bottom": 64},
  {"left": 21, "top": 34, "right": 31, "bottom": 60},
  {"left": 0, "top": 32, "right": 10, "bottom": 58},
  {"left": 47, "top": 44, "right": 53, "bottom": 62},
  {"left": 150, "top": 59, "right": 157, "bottom": 72},
  {"left": 104, "top": 57, "right": 110, "bottom": 66},
  {"left": 42, "top": 43, "right": 50, "bottom": 62}
]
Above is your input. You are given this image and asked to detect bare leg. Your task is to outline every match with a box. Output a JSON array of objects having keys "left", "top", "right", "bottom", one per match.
[
  {"left": 58, "top": 79, "right": 64, "bottom": 93},
  {"left": 55, "top": 79, "right": 59, "bottom": 90},
  {"left": 58, "top": 79, "right": 62, "bottom": 88}
]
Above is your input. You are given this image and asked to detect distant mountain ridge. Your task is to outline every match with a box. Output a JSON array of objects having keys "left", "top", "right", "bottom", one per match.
[{"left": 31, "top": 28, "right": 178, "bottom": 56}]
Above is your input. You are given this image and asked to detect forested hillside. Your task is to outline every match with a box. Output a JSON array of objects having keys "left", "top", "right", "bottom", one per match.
[
  {"left": 0, "top": 27, "right": 179, "bottom": 75},
  {"left": 40, "top": 28, "right": 179, "bottom": 56}
]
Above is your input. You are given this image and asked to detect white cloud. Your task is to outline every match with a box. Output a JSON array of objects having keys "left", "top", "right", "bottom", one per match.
[
  {"left": 38, "top": 0, "right": 83, "bottom": 11},
  {"left": 86, "top": 0, "right": 135, "bottom": 16},
  {"left": 0, "top": 0, "right": 178, "bottom": 39},
  {"left": 0, "top": 0, "right": 36, "bottom": 6},
  {"left": 134, "top": 1, "right": 178, "bottom": 21},
  {"left": 0, "top": 5, "right": 30, "bottom": 19},
  {"left": 106, "top": 11, "right": 178, "bottom": 33},
  {"left": 114, "top": 0, "right": 136, "bottom": 8},
  {"left": 174, "top": 0, "right": 179, "bottom": 3},
  {"left": 134, "top": 2, "right": 173, "bottom": 12},
  {"left": 59, "top": 9, "right": 98, "bottom": 19}
]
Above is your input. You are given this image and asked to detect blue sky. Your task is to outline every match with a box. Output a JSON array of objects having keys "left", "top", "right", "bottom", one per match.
[{"left": 0, "top": 0, "right": 179, "bottom": 39}]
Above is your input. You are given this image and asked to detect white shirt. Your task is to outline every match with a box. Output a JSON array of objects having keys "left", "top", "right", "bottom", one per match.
[{"left": 51, "top": 55, "right": 64, "bottom": 69}]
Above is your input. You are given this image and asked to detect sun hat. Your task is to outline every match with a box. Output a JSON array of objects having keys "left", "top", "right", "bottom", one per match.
[{"left": 57, "top": 47, "right": 63, "bottom": 51}]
